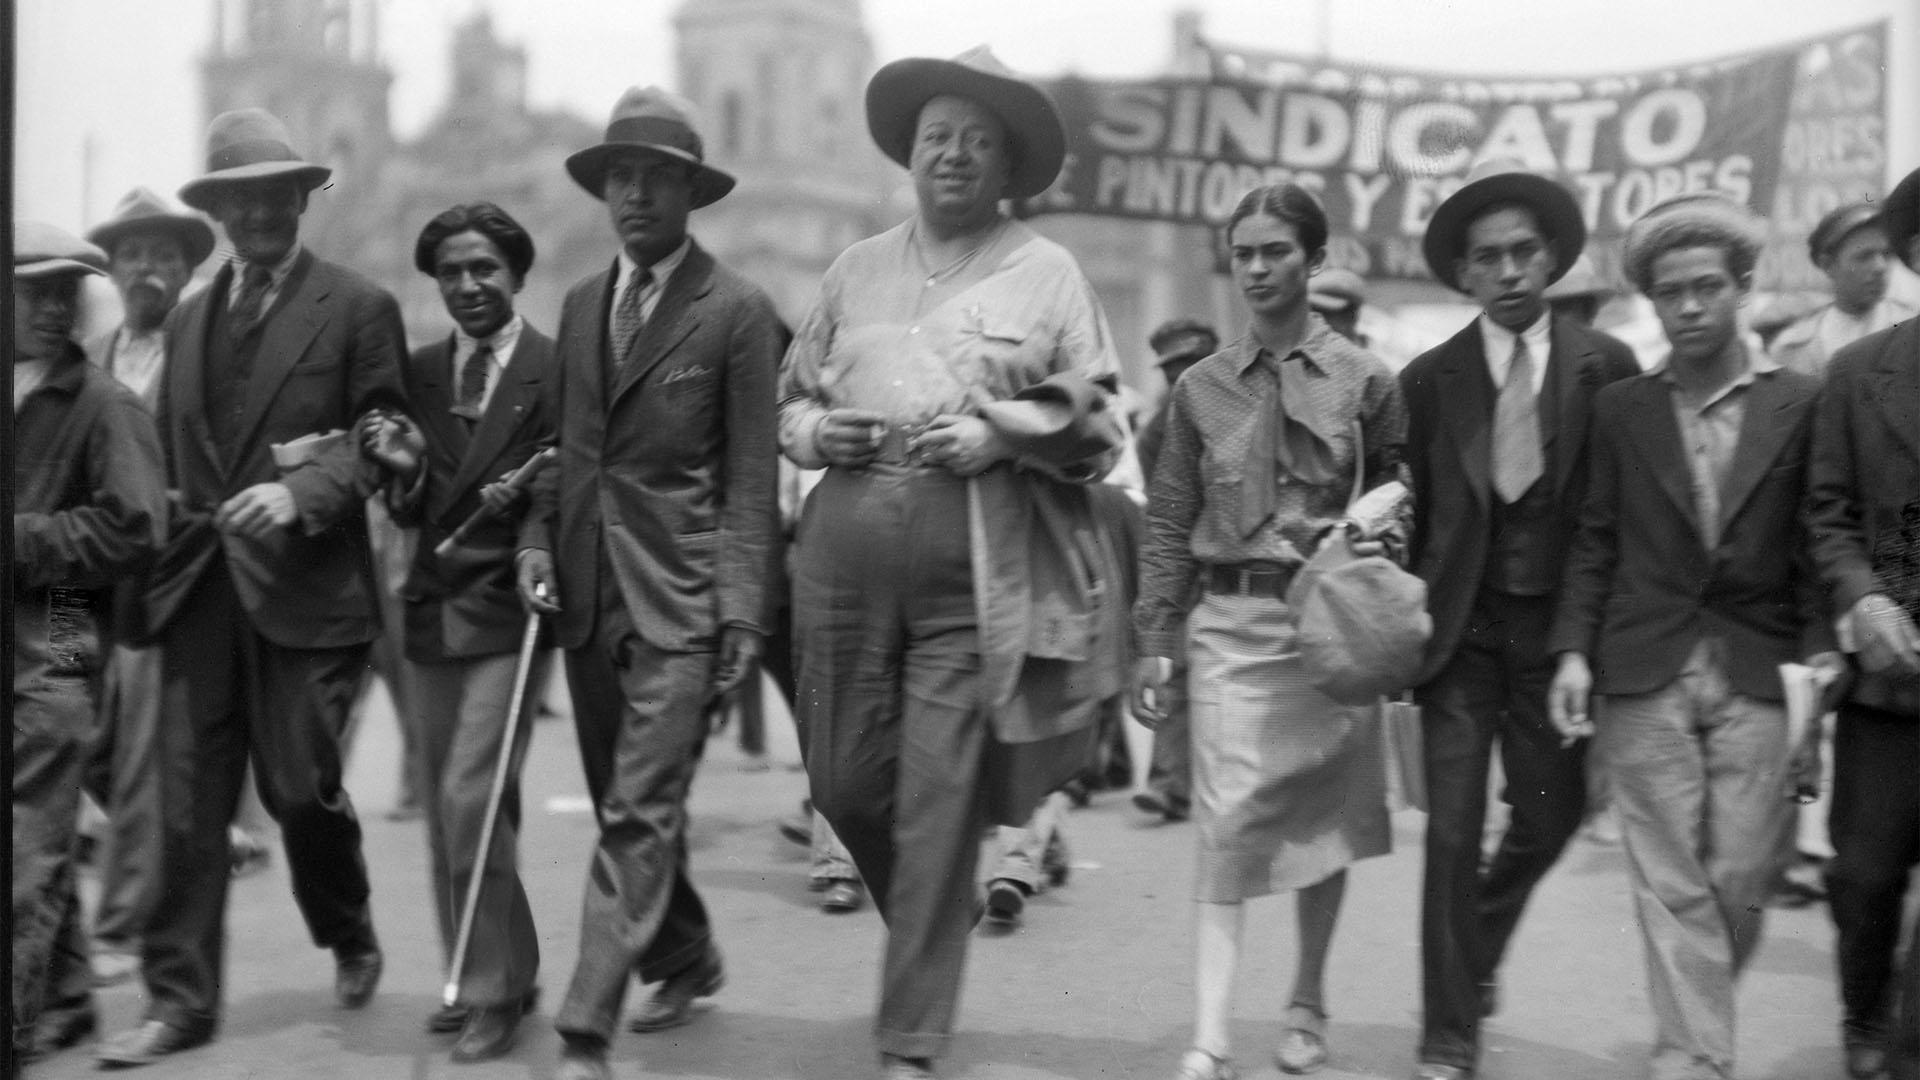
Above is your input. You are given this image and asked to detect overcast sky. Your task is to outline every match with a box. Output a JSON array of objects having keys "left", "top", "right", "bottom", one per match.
[{"left": 16, "top": 0, "right": 1916, "bottom": 227}]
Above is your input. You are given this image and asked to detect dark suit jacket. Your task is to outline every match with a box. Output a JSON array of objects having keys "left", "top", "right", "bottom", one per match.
[
  {"left": 1400, "top": 316, "right": 1639, "bottom": 681},
  {"left": 1548, "top": 364, "right": 1836, "bottom": 699},
  {"left": 390, "top": 326, "right": 557, "bottom": 662},
  {"left": 1807, "top": 317, "right": 1920, "bottom": 714},
  {"left": 145, "top": 250, "right": 407, "bottom": 649},
  {"left": 521, "top": 241, "right": 785, "bottom": 653}
]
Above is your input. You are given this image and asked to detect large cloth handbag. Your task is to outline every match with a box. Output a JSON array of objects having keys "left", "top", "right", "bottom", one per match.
[{"left": 1283, "top": 421, "right": 1432, "bottom": 706}]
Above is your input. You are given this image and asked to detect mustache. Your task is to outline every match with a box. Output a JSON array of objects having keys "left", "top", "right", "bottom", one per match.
[{"left": 124, "top": 275, "right": 172, "bottom": 297}]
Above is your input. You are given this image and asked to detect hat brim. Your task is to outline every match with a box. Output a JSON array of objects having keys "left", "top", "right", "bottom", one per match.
[
  {"left": 87, "top": 215, "right": 218, "bottom": 268},
  {"left": 16, "top": 257, "right": 106, "bottom": 280},
  {"left": 1886, "top": 168, "right": 1920, "bottom": 272},
  {"left": 1422, "top": 172, "right": 1587, "bottom": 292},
  {"left": 865, "top": 57, "right": 1066, "bottom": 201},
  {"left": 565, "top": 143, "right": 736, "bottom": 208},
  {"left": 179, "top": 161, "right": 332, "bottom": 211}
]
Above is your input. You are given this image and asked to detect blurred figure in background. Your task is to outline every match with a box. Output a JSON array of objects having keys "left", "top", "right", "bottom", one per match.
[
  {"left": 1771, "top": 200, "right": 1915, "bottom": 378},
  {"left": 1308, "top": 267, "right": 1368, "bottom": 347}
]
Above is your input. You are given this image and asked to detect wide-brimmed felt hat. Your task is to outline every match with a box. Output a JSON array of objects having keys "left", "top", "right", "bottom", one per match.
[
  {"left": 15, "top": 221, "right": 107, "bottom": 279},
  {"left": 1422, "top": 158, "right": 1586, "bottom": 292},
  {"left": 1884, "top": 167, "right": 1920, "bottom": 272},
  {"left": 565, "top": 86, "right": 735, "bottom": 208},
  {"left": 178, "top": 109, "right": 331, "bottom": 211},
  {"left": 1309, "top": 267, "right": 1368, "bottom": 313},
  {"left": 866, "top": 45, "right": 1066, "bottom": 201},
  {"left": 87, "top": 187, "right": 217, "bottom": 268},
  {"left": 1807, "top": 201, "right": 1884, "bottom": 263}
]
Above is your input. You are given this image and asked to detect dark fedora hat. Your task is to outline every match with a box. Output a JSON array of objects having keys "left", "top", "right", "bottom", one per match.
[
  {"left": 1422, "top": 158, "right": 1586, "bottom": 292},
  {"left": 565, "top": 86, "right": 735, "bottom": 208},
  {"left": 1884, "top": 166, "right": 1920, "bottom": 272},
  {"left": 178, "top": 109, "right": 331, "bottom": 211},
  {"left": 865, "top": 45, "right": 1066, "bottom": 201},
  {"left": 88, "top": 187, "right": 217, "bottom": 268},
  {"left": 15, "top": 220, "right": 108, "bottom": 280}
]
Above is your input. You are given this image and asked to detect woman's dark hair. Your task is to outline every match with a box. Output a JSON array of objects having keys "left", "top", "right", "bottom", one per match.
[
  {"left": 413, "top": 202, "right": 536, "bottom": 280},
  {"left": 1225, "top": 183, "right": 1329, "bottom": 256}
]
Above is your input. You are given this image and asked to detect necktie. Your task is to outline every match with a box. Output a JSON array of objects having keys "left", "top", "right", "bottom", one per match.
[
  {"left": 453, "top": 342, "right": 493, "bottom": 421},
  {"left": 229, "top": 263, "right": 273, "bottom": 341},
  {"left": 1239, "top": 353, "right": 1340, "bottom": 538},
  {"left": 1493, "top": 335, "right": 1544, "bottom": 503},
  {"left": 610, "top": 268, "right": 651, "bottom": 366}
]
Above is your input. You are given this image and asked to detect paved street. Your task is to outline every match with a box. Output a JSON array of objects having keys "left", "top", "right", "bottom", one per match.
[{"left": 39, "top": 679, "right": 1845, "bottom": 1080}]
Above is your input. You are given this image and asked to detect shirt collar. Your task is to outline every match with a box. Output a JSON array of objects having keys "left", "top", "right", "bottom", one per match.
[
  {"left": 1477, "top": 308, "right": 1551, "bottom": 355},
  {"left": 1651, "top": 341, "right": 1780, "bottom": 396},
  {"left": 1231, "top": 315, "right": 1338, "bottom": 377},
  {"left": 455, "top": 313, "right": 524, "bottom": 358},
  {"left": 615, "top": 237, "right": 691, "bottom": 295},
  {"left": 230, "top": 242, "right": 302, "bottom": 292}
]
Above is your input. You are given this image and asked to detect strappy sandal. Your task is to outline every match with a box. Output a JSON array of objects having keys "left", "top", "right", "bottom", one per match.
[
  {"left": 1276, "top": 1003, "right": 1329, "bottom": 1075},
  {"left": 1173, "top": 1046, "right": 1238, "bottom": 1080}
]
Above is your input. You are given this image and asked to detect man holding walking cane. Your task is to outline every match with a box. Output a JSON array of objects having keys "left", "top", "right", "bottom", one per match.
[{"left": 358, "top": 201, "right": 557, "bottom": 1064}]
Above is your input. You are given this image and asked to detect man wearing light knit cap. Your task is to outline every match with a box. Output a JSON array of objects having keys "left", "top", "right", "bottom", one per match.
[{"left": 1547, "top": 192, "right": 1847, "bottom": 1080}]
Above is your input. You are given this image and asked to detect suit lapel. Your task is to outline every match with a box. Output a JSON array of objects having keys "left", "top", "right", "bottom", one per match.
[
  {"left": 1547, "top": 318, "right": 1595, "bottom": 498},
  {"left": 233, "top": 251, "right": 330, "bottom": 455},
  {"left": 1627, "top": 375, "right": 1704, "bottom": 540},
  {"left": 609, "top": 244, "right": 710, "bottom": 409},
  {"left": 438, "top": 332, "right": 548, "bottom": 521},
  {"left": 574, "top": 267, "right": 614, "bottom": 418},
  {"left": 1437, "top": 325, "right": 1494, "bottom": 508},
  {"left": 173, "top": 268, "right": 228, "bottom": 483},
  {"left": 1873, "top": 326, "right": 1920, "bottom": 462},
  {"left": 413, "top": 337, "right": 472, "bottom": 506},
  {"left": 1714, "top": 371, "right": 1801, "bottom": 536}
]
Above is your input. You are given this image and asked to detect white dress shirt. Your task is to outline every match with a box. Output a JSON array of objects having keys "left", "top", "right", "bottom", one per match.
[
  {"left": 608, "top": 237, "right": 690, "bottom": 344},
  {"left": 451, "top": 314, "right": 524, "bottom": 415},
  {"left": 1477, "top": 309, "right": 1552, "bottom": 394}
]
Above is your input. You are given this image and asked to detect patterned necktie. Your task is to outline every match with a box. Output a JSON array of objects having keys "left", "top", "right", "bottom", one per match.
[
  {"left": 610, "top": 268, "right": 652, "bottom": 366},
  {"left": 453, "top": 342, "right": 493, "bottom": 421},
  {"left": 229, "top": 263, "right": 273, "bottom": 341},
  {"left": 1493, "top": 334, "right": 1544, "bottom": 503}
]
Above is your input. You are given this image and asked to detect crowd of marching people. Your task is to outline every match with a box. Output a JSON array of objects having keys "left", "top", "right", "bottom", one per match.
[{"left": 11, "top": 40, "right": 1918, "bottom": 1080}]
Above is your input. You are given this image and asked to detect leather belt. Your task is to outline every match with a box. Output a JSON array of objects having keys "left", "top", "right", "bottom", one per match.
[
  {"left": 870, "top": 423, "right": 940, "bottom": 468},
  {"left": 1204, "top": 561, "right": 1297, "bottom": 599}
]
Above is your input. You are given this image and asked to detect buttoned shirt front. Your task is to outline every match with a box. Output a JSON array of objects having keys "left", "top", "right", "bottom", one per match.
[
  {"left": 1133, "top": 320, "right": 1407, "bottom": 656},
  {"left": 450, "top": 313, "right": 524, "bottom": 415},
  {"left": 1477, "top": 309, "right": 1551, "bottom": 395},
  {"left": 609, "top": 237, "right": 690, "bottom": 343},
  {"left": 1655, "top": 348, "right": 1782, "bottom": 550},
  {"left": 778, "top": 217, "right": 1116, "bottom": 463}
]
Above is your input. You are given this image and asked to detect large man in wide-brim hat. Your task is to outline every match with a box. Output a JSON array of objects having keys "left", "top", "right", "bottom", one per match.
[
  {"left": 11, "top": 222, "right": 168, "bottom": 1064},
  {"left": 1806, "top": 165, "right": 1920, "bottom": 1080},
  {"left": 96, "top": 107, "right": 408, "bottom": 1068},
  {"left": 1398, "top": 159, "right": 1640, "bottom": 1080},
  {"left": 512, "top": 85, "right": 784, "bottom": 1080},
  {"left": 778, "top": 45, "right": 1125, "bottom": 1080}
]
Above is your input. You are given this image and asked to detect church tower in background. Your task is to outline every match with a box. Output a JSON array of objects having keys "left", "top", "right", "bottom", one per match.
[
  {"left": 672, "top": 0, "right": 895, "bottom": 319},
  {"left": 202, "top": 0, "right": 393, "bottom": 247}
]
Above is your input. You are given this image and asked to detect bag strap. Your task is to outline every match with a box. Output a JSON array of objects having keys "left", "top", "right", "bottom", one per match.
[{"left": 1347, "top": 418, "right": 1365, "bottom": 509}]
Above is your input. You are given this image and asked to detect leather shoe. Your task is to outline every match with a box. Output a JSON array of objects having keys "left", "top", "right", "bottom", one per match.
[
  {"left": 1411, "top": 1064, "right": 1472, "bottom": 1080},
  {"left": 95, "top": 1019, "right": 212, "bottom": 1068},
  {"left": 452, "top": 1001, "right": 522, "bottom": 1063},
  {"left": 426, "top": 1002, "right": 470, "bottom": 1034},
  {"left": 24, "top": 1007, "right": 97, "bottom": 1061},
  {"left": 1846, "top": 1029, "right": 1888, "bottom": 1079},
  {"left": 335, "top": 946, "right": 384, "bottom": 1009},
  {"left": 983, "top": 879, "right": 1026, "bottom": 928},
  {"left": 554, "top": 1040, "right": 613, "bottom": 1080},
  {"left": 1132, "top": 790, "right": 1190, "bottom": 823},
  {"left": 628, "top": 946, "right": 724, "bottom": 1032},
  {"left": 1478, "top": 980, "right": 1499, "bottom": 1018},
  {"left": 821, "top": 880, "right": 865, "bottom": 913},
  {"left": 881, "top": 1053, "right": 936, "bottom": 1079}
]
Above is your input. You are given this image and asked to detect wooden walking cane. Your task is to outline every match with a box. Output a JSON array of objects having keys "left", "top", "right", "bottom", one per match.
[{"left": 442, "top": 590, "right": 546, "bottom": 1009}]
